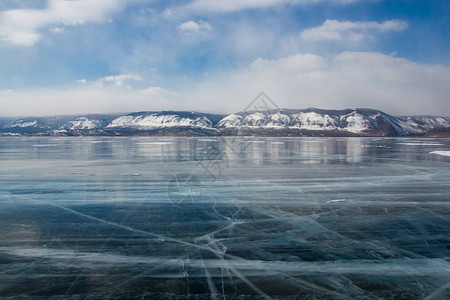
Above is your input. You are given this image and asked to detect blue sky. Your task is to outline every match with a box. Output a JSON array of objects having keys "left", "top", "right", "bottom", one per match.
[{"left": 0, "top": 0, "right": 449, "bottom": 117}]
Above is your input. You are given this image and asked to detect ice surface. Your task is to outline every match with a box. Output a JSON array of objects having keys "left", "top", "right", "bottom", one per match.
[
  {"left": 399, "top": 142, "right": 443, "bottom": 146},
  {"left": 0, "top": 136, "right": 449, "bottom": 298}
]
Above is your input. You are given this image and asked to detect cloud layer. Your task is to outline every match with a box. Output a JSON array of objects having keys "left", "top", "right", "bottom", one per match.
[
  {"left": 1, "top": 52, "right": 449, "bottom": 117},
  {"left": 181, "top": 0, "right": 364, "bottom": 14},
  {"left": 187, "top": 52, "right": 449, "bottom": 116},
  {"left": 301, "top": 19, "right": 408, "bottom": 41},
  {"left": 0, "top": 83, "right": 180, "bottom": 117},
  {"left": 0, "top": 0, "right": 124, "bottom": 46}
]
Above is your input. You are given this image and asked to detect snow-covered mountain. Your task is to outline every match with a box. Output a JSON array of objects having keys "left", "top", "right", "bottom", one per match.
[
  {"left": 106, "top": 111, "right": 218, "bottom": 130},
  {"left": 0, "top": 111, "right": 224, "bottom": 136},
  {"left": 217, "top": 108, "right": 450, "bottom": 136},
  {"left": 0, "top": 109, "right": 448, "bottom": 137},
  {"left": 0, "top": 115, "right": 116, "bottom": 135}
]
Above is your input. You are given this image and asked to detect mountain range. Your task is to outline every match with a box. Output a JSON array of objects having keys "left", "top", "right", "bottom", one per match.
[{"left": 0, "top": 108, "right": 449, "bottom": 137}]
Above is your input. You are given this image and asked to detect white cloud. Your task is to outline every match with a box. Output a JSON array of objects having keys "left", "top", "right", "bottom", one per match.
[
  {"left": 96, "top": 74, "right": 143, "bottom": 87},
  {"left": 0, "top": 0, "right": 125, "bottom": 46},
  {"left": 162, "top": 8, "right": 174, "bottom": 18},
  {"left": 179, "top": 0, "right": 365, "bottom": 14},
  {"left": 301, "top": 19, "right": 408, "bottom": 41},
  {"left": 251, "top": 53, "right": 328, "bottom": 72},
  {"left": 177, "top": 20, "right": 212, "bottom": 33},
  {"left": 48, "top": 26, "right": 65, "bottom": 33}
]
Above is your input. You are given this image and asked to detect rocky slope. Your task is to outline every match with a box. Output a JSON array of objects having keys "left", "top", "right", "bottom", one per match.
[{"left": 0, "top": 108, "right": 448, "bottom": 137}]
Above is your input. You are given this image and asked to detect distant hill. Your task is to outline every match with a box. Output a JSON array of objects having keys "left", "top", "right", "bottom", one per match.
[{"left": 0, "top": 108, "right": 449, "bottom": 137}]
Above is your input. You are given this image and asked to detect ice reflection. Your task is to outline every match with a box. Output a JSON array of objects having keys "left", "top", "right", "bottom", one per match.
[{"left": 0, "top": 137, "right": 449, "bottom": 298}]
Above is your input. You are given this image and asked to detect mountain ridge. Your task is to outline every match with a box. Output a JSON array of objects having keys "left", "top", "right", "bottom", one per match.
[{"left": 0, "top": 108, "right": 448, "bottom": 137}]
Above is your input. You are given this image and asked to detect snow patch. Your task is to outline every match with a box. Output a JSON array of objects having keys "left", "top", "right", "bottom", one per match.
[
  {"left": 399, "top": 143, "right": 443, "bottom": 146},
  {"left": 327, "top": 199, "right": 346, "bottom": 203},
  {"left": 266, "top": 112, "right": 291, "bottom": 128},
  {"left": 217, "top": 114, "right": 242, "bottom": 128},
  {"left": 136, "top": 142, "right": 173, "bottom": 145},
  {"left": 430, "top": 151, "right": 450, "bottom": 157},
  {"left": 63, "top": 117, "right": 101, "bottom": 130},
  {"left": 291, "top": 112, "right": 338, "bottom": 130},
  {"left": 217, "top": 114, "right": 243, "bottom": 128},
  {"left": 107, "top": 114, "right": 213, "bottom": 129},
  {"left": 5, "top": 120, "right": 37, "bottom": 128},
  {"left": 341, "top": 113, "right": 371, "bottom": 133},
  {"left": 242, "top": 112, "right": 269, "bottom": 127}
]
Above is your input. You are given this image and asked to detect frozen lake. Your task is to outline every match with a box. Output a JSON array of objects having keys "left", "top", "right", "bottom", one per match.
[{"left": 0, "top": 137, "right": 449, "bottom": 299}]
